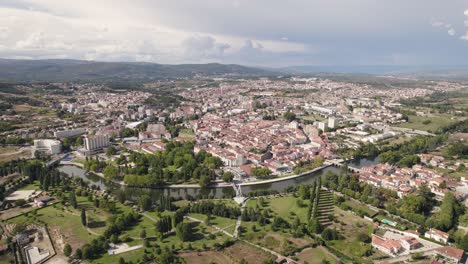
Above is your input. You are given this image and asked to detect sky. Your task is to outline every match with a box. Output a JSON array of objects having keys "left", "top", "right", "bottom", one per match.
[{"left": 0, "top": 0, "right": 467, "bottom": 67}]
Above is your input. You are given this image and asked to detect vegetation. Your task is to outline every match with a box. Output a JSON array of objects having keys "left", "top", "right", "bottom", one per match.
[
  {"left": 122, "top": 141, "right": 223, "bottom": 187},
  {"left": 251, "top": 166, "right": 272, "bottom": 178},
  {"left": 293, "top": 157, "right": 324, "bottom": 174}
]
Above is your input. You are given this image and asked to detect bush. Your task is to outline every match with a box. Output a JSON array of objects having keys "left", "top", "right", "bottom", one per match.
[{"left": 63, "top": 244, "right": 72, "bottom": 257}]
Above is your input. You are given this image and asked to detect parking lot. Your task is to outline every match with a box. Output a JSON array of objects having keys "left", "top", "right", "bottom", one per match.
[{"left": 383, "top": 229, "right": 441, "bottom": 255}]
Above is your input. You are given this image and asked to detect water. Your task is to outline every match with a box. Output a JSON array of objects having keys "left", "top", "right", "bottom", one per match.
[
  {"left": 58, "top": 165, "right": 234, "bottom": 199},
  {"left": 348, "top": 157, "right": 380, "bottom": 168},
  {"left": 58, "top": 164, "right": 353, "bottom": 199},
  {"left": 58, "top": 165, "right": 110, "bottom": 190},
  {"left": 240, "top": 166, "right": 344, "bottom": 194}
]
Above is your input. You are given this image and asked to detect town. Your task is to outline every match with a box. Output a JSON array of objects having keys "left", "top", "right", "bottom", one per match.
[{"left": 0, "top": 73, "right": 467, "bottom": 264}]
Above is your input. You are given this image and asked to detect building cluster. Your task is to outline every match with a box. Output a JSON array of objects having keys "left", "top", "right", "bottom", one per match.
[
  {"left": 191, "top": 113, "right": 335, "bottom": 175},
  {"left": 358, "top": 163, "right": 464, "bottom": 199}
]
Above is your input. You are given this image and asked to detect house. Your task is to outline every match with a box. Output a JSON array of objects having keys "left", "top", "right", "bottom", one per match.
[
  {"left": 425, "top": 228, "right": 449, "bottom": 244},
  {"left": 34, "top": 195, "right": 53, "bottom": 205},
  {"left": 432, "top": 246, "right": 464, "bottom": 263},
  {"left": 371, "top": 234, "right": 403, "bottom": 255},
  {"left": 16, "top": 233, "right": 31, "bottom": 246},
  {"left": 399, "top": 236, "right": 421, "bottom": 250}
]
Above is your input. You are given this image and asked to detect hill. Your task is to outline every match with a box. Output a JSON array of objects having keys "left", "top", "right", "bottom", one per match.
[{"left": 0, "top": 59, "right": 275, "bottom": 82}]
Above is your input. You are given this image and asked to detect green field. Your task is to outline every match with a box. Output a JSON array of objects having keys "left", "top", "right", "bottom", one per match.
[
  {"left": 248, "top": 195, "right": 310, "bottom": 223},
  {"left": 395, "top": 114, "right": 463, "bottom": 132},
  {"left": 188, "top": 213, "right": 238, "bottom": 234}
]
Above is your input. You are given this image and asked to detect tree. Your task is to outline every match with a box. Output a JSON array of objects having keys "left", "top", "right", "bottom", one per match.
[
  {"left": 103, "top": 164, "right": 119, "bottom": 179},
  {"left": 81, "top": 208, "right": 87, "bottom": 226},
  {"left": 308, "top": 218, "right": 323, "bottom": 234},
  {"left": 138, "top": 195, "right": 152, "bottom": 211},
  {"left": 176, "top": 222, "right": 193, "bottom": 242},
  {"left": 199, "top": 174, "right": 212, "bottom": 188},
  {"left": 460, "top": 234, "right": 468, "bottom": 251},
  {"left": 63, "top": 243, "right": 72, "bottom": 257},
  {"left": 140, "top": 229, "right": 147, "bottom": 239},
  {"left": 321, "top": 228, "right": 340, "bottom": 241},
  {"left": 106, "top": 145, "right": 117, "bottom": 156},
  {"left": 69, "top": 191, "right": 77, "bottom": 208},
  {"left": 74, "top": 248, "right": 82, "bottom": 259},
  {"left": 222, "top": 171, "right": 234, "bottom": 182},
  {"left": 357, "top": 232, "right": 370, "bottom": 243},
  {"left": 251, "top": 167, "right": 272, "bottom": 178},
  {"left": 283, "top": 111, "right": 296, "bottom": 122}
]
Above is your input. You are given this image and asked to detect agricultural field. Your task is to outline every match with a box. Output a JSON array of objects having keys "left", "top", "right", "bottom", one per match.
[
  {"left": 326, "top": 207, "right": 384, "bottom": 263},
  {"left": 179, "top": 250, "right": 233, "bottom": 264},
  {"left": 223, "top": 241, "right": 276, "bottom": 264},
  {"left": 296, "top": 246, "right": 338, "bottom": 264},
  {"left": 0, "top": 146, "right": 30, "bottom": 163}
]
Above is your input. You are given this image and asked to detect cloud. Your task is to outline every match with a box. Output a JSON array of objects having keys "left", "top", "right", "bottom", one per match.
[
  {"left": 181, "top": 35, "right": 230, "bottom": 61},
  {"left": 430, "top": 19, "right": 456, "bottom": 37},
  {"left": 0, "top": 1, "right": 468, "bottom": 66},
  {"left": 447, "top": 28, "right": 456, "bottom": 36},
  {"left": 461, "top": 32, "right": 468, "bottom": 41},
  {"left": 465, "top": 9, "right": 468, "bottom": 16}
]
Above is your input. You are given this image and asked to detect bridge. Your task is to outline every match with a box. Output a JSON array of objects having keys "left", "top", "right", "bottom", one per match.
[
  {"left": 232, "top": 181, "right": 247, "bottom": 205},
  {"left": 325, "top": 159, "right": 362, "bottom": 173}
]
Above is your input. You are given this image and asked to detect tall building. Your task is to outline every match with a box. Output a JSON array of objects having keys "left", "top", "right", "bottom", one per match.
[
  {"left": 83, "top": 135, "right": 110, "bottom": 155},
  {"left": 328, "top": 117, "right": 337, "bottom": 129},
  {"left": 318, "top": 121, "right": 328, "bottom": 132}
]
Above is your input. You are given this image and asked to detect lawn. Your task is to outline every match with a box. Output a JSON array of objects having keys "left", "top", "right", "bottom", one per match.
[
  {"left": 342, "top": 199, "right": 378, "bottom": 217},
  {"left": 251, "top": 195, "right": 310, "bottom": 223},
  {"left": 6, "top": 202, "right": 97, "bottom": 250},
  {"left": 188, "top": 213, "right": 238, "bottom": 235},
  {"left": 18, "top": 181, "right": 41, "bottom": 191}
]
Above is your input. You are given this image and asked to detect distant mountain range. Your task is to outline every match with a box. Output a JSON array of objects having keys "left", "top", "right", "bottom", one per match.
[
  {"left": 0, "top": 59, "right": 275, "bottom": 82},
  {"left": 283, "top": 65, "right": 468, "bottom": 80},
  {"left": 0, "top": 58, "right": 467, "bottom": 82}
]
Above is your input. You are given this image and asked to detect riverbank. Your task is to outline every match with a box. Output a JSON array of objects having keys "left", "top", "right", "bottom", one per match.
[{"left": 239, "top": 164, "right": 332, "bottom": 186}]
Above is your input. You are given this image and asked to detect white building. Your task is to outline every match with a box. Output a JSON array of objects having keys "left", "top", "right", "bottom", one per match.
[
  {"left": 83, "top": 135, "right": 110, "bottom": 155},
  {"left": 328, "top": 117, "right": 338, "bottom": 128},
  {"left": 32, "top": 139, "right": 62, "bottom": 157},
  {"left": 425, "top": 228, "right": 449, "bottom": 244},
  {"left": 318, "top": 122, "right": 328, "bottom": 132},
  {"left": 54, "top": 128, "right": 86, "bottom": 138}
]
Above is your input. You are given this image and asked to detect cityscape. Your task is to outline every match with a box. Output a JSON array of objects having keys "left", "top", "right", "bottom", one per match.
[{"left": 0, "top": 1, "right": 468, "bottom": 264}]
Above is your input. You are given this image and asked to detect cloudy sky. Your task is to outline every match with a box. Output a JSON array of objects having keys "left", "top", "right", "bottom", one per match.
[{"left": 0, "top": 0, "right": 467, "bottom": 67}]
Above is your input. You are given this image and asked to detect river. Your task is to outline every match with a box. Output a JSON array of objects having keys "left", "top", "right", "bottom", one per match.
[{"left": 58, "top": 157, "right": 379, "bottom": 200}]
